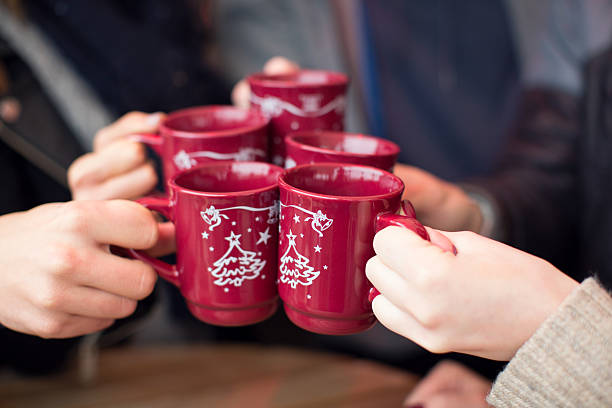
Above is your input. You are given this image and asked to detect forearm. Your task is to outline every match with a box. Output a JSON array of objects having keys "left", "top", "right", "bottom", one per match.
[{"left": 487, "top": 278, "right": 612, "bottom": 408}]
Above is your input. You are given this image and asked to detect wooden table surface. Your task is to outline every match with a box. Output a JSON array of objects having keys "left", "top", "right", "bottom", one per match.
[{"left": 0, "top": 344, "right": 418, "bottom": 408}]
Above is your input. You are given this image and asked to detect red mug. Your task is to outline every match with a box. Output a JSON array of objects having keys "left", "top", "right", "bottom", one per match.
[
  {"left": 129, "top": 161, "right": 283, "bottom": 326},
  {"left": 285, "top": 131, "right": 400, "bottom": 172},
  {"left": 277, "top": 163, "right": 421, "bottom": 335},
  {"left": 131, "top": 105, "right": 270, "bottom": 183},
  {"left": 247, "top": 70, "right": 348, "bottom": 167}
]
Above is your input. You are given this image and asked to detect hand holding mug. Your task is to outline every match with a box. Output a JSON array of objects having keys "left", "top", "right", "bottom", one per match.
[
  {"left": 393, "top": 163, "right": 483, "bottom": 233},
  {"left": 367, "top": 227, "right": 578, "bottom": 360},
  {"left": 0, "top": 200, "right": 158, "bottom": 338},
  {"left": 68, "top": 111, "right": 164, "bottom": 201}
]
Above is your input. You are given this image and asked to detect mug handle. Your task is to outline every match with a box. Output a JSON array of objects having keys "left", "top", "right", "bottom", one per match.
[
  {"left": 127, "top": 196, "right": 180, "bottom": 287},
  {"left": 129, "top": 133, "right": 163, "bottom": 156},
  {"left": 368, "top": 200, "right": 430, "bottom": 302}
]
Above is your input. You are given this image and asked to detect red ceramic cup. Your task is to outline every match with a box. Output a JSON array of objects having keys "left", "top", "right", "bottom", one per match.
[
  {"left": 285, "top": 131, "right": 400, "bottom": 172},
  {"left": 248, "top": 70, "right": 348, "bottom": 167},
  {"left": 277, "top": 163, "right": 418, "bottom": 335},
  {"left": 131, "top": 105, "right": 270, "bottom": 183},
  {"left": 128, "top": 161, "right": 283, "bottom": 326}
]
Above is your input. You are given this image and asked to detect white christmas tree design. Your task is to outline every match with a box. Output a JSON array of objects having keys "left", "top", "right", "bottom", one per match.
[
  {"left": 210, "top": 231, "right": 266, "bottom": 287},
  {"left": 279, "top": 230, "right": 320, "bottom": 288}
]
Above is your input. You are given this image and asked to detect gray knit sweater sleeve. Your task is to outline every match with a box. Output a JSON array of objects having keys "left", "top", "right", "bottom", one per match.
[{"left": 487, "top": 278, "right": 612, "bottom": 407}]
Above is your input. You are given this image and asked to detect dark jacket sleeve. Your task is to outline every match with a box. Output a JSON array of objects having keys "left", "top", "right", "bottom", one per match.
[{"left": 470, "top": 88, "right": 580, "bottom": 272}]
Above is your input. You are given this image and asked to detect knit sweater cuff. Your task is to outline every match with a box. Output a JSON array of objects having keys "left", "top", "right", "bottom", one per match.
[{"left": 487, "top": 277, "right": 612, "bottom": 408}]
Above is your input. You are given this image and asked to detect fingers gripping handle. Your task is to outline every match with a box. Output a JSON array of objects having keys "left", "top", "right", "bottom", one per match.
[
  {"left": 369, "top": 200, "right": 429, "bottom": 302},
  {"left": 129, "top": 133, "right": 163, "bottom": 156},
  {"left": 127, "top": 196, "right": 180, "bottom": 287}
]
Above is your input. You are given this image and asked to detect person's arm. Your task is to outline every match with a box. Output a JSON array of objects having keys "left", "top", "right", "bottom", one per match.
[{"left": 487, "top": 277, "right": 612, "bottom": 408}]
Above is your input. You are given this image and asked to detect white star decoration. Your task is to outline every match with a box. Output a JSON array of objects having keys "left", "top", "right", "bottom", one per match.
[
  {"left": 323, "top": 265, "right": 328, "bottom": 270},
  {"left": 231, "top": 221, "right": 236, "bottom": 226},
  {"left": 300, "top": 233, "right": 304, "bottom": 238},
  {"left": 286, "top": 229, "right": 297, "bottom": 245},
  {"left": 256, "top": 227, "right": 272, "bottom": 245},
  {"left": 314, "top": 245, "right": 321, "bottom": 253},
  {"left": 255, "top": 217, "right": 260, "bottom": 222},
  {"left": 247, "top": 228, "right": 252, "bottom": 232},
  {"left": 201, "top": 231, "right": 209, "bottom": 239},
  {"left": 209, "top": 246, "right": 214, "bottom": 251},
  {"left": 293, "top": 214, "right": 300, "bottom": 223},
  {"left": 225, "top": 231, "right": 242, "bottom": 245}
]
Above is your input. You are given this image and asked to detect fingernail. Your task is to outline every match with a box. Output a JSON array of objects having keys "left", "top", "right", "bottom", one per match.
[
  {"left": 146, "top": 112, "right": 163, "bottom": 126},
  {"left": 452, "top": 244, "right": 458, "bottom": 255},
  {"left": 368, "top": 287, "right": 381, "bottom": 303},
  {"left": 401, "top": 200, "right": 417, "bottom": 218}
]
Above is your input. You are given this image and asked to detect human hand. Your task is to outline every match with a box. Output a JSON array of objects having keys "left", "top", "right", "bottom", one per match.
[
  {"left": 366, "top": 226, "right": 578, "bottom": 360},
  {"left": 231, "top": 56, "right": 300, "bottom": 108},
  {"left": 403, "top": 360, "right": 491, "bottom": 408},
  {"left": 0, "top": 200, "right": 158, "bottom": 338},
  {"left": 68, "top": 111, "right": 165, "bottom": 200},
  {"left": 393, "top": 163, "right": 483, "bottom": 232}
]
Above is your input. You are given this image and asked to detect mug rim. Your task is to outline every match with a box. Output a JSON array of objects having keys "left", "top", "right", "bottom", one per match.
[
  {"left": 160, "top": 105, "right": 269, "bottom": 139},
  {"left": 278, "top": 162, "right": 404, "bottom": 202},
  {"left": 169, "top": 161, "right": 283, "bottom": 198},
  {"left": 285, "top": 131, "right": 400, "bottom": 159},
  {"left": 247, "top": 69, "right": 349, "bottom": 89}
]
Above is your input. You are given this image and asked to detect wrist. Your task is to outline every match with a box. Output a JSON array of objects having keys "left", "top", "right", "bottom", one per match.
[{"left": 460, "top": 184, "right": 505, "bottom": 239}]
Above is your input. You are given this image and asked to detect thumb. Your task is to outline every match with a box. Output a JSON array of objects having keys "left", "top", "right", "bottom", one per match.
[
  {"left": 263, "top": 56, "right": 300, "bottom": 75},
  {"left": 426, "top": 227, "right": 457, "bottom": 255},
  {"left": 94, "top": 111, "right": 166, "bottom": 151},
  {"left": 374, "top": 226, "right": 447, "bottom": 275},
  {"left": 231, "top": 80, "right": 251, "bottom": 109}
]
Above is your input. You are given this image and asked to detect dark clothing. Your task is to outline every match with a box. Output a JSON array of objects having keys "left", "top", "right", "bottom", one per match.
[
  {"left": 579, "top": 46, "right": 612, "bottom": 285},
  {"left": 479, "top": 45, "right": 612, "bottom": 288},
  {"left": 363, "top": 0, "right": 519, "bottom": 181},
  {"left": 475, "top": 88, "right": 580, "bottom": 274},
  {"left": 26, "top": 0, "right": 230, "bottom": 116}
]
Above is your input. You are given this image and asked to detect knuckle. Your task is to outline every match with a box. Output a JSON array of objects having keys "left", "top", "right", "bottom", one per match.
[
  {"left": 47, "top": 242, "right": 81, "bottom": 276},
  {"left": 416, "top": 306, "right": 444, "bottom": 330},
  {"left": 117, "top": 298, "right": 138, "bottom": 318},
  {"left": 128, "top": 140, "right": 147, "bottom": 163},
  {"left": 93, "top": 127, "right": 112, "bottom": 150},
  {"left": 139, "top": 210, "right": 159, "bottom": 249},
  {"left": 35, "top": 283, "right": 63, "bottom": 311},
  {"left": 365, "top": 256, "right": 383, "bottom": 280},
  {"left": 141, "top": 163, "right": 158, "bottom": 187},
  {"left": 137, "top": 265, "right": 157, "bottom": 299},
  {"left": 59, "top": 201, "right": 91, "bottom": 234},
  {"left": 422, "top": 336, "right": 450, "bottom": 354},
  {"left": 413, "top": 267, "right": 439, "bottom": 292},
  {"left": 35, "top": 314, "right": 66, "bottom": 338},
  {"left": 66, "top": 155, "right": 91, "bottom": 189}
]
